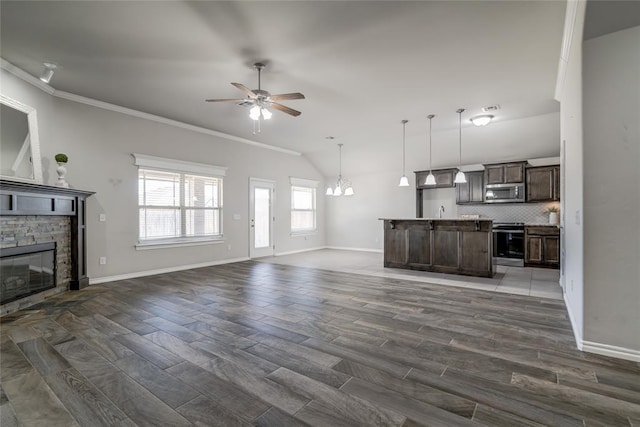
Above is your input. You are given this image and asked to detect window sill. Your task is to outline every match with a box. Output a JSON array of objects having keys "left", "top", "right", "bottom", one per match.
[
  {"left": 290, "top": 231, "right": 317, "bottom": 237},
  {"left": 136, "top": 237, "right": 224, "bottom": 251}
]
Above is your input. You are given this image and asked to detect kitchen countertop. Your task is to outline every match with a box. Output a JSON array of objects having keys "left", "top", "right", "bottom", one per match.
[{"left": 379, "top": 218, "right": 492, "bottom": 221}]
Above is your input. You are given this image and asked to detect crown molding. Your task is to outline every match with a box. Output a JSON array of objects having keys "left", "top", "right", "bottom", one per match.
[
  {"left": 555, "top": 1, "right": 586, "bottom": 101},
  {"left": 0, "top": 58, "right": 55, "bottom": 95},
  {"left": 1, "top": 58, "right": 301, "bottom": 157}
]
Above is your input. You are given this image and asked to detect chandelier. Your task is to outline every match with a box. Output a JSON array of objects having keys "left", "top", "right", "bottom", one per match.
[{"left": 326, "top": 143, "right": 354, "bottom": 196}]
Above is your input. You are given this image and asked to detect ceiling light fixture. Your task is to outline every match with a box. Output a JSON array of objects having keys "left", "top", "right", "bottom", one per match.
[
  {"left": 39, "top": 63, "right": 56, "bottom": 84},
  {"left": 326, "top": 143, "right": 354, "bottom": 197},
  {"left": 470, "top": 115, "right": 493, "bottom": 127},
  {"left": 454, "top": 108, "right": 467, "bottom": 184},
  {"left": 398, "top": 120, "right": 410, "bottom": 187},
  {"left": 425, "top": 114, "right": 436, "bottom": 186}
]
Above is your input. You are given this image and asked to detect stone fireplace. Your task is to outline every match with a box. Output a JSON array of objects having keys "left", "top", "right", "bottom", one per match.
[{"left": 0, "top": 180, "right": 92, "bottom": 315}]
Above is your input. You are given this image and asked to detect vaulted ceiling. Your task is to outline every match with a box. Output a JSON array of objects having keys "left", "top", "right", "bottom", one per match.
[{"left": 1, "top": 1, "right": 566, "bottom": 176}]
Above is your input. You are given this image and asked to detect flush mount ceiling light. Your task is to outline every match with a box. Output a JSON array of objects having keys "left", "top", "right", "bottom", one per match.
[
  {"left": 398, "top": 119, "right": 410, "bottom": 187},
  {"left": 425, "top": 114, "right": 436, "bottom": 186},
  {"left": 39, "top": 63, "right": 57, "bottom": 84},
  {"left": 454, "top": 108, "right": 467, "bottom": 184},
  {"left": 470, "top": 115, "right": 494, "bottom": 127},
  {"left": 326, "top": 143, "right": 354, "bottom": 197},
  {"left": 206, "top": 62, "right": 305, "bottom": 134}
]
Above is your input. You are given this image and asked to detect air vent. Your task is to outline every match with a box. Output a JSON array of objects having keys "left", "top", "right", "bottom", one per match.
[{"left": 482, "top": 105, "right": 501, "bottom": 112}]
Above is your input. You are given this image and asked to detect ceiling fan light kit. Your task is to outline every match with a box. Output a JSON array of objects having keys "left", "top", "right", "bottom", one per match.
[{"left": 206, "top": 62, "right": 305, "bottom": 133}]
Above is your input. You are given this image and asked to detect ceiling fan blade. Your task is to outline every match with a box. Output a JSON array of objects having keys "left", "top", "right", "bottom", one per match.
[
  {"left": 231, "top": 83, "right": 257, "bottom": 97},
  {"left": 269, "top": 92, "right": 305, "bottom": 101},
  {"left": 205, "top": 98, "right": 245, "bottom": 102},
  {"left": 271, "top": 102, "right": 302, "bottom": 117}
]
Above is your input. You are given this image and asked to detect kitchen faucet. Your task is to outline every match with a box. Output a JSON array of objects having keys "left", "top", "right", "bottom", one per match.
[{"left": 438, "top": 205, "right": 445, "bottom": 219}]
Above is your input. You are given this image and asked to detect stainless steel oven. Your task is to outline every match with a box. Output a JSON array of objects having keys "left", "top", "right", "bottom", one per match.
[{"left": 493, "top": 222, "right": 525, "bottom": 267}]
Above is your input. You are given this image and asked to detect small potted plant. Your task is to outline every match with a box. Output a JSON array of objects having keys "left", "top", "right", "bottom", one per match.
[
  {"left": 54, "top": 153, "right": 68, "bottom": 164},
  {"left": 546, "top": 206, "right": 559, "bottom": 225},
  {"left": 54, "top": 153, "right": 69, "bottom": 188}
]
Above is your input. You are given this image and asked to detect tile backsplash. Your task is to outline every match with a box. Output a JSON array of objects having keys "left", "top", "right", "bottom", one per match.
[{"left": 458, "top": 202, "right": 560, "bottom": 224}]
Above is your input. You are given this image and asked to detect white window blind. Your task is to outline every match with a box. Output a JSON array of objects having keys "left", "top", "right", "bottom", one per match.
[
  {"left": 291, "top": 185, "right": 316, "bottom": 233},
  {"left": 138, "top": 169, "right": 222, "bottom": 242}
]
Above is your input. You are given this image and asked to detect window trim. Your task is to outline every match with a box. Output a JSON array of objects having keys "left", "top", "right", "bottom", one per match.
[
  {"left": 290, "top": 177, "right": 318, "bottom": 235},
  {"left": 135, "top": 154, "right": 226, "bottom": 246}
]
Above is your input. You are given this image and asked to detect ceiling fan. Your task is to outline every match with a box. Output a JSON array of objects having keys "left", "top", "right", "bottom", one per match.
[{"left": 206, "top": 62, "right": 305, "bottom": 121}]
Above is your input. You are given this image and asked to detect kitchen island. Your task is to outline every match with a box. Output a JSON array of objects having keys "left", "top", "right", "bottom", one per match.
[{"left": 381, "top": 218, "right": 494, "bottom": 278}]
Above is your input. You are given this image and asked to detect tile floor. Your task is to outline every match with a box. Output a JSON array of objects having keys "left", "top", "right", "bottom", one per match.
[{"left": 259, "top": 249, "right": 563, "bottom": 300}]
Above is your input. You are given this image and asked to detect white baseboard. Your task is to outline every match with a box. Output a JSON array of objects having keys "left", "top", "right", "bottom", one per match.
[
  {"left": 563, "top": 291, "right": 583, "bottom": 350},
  {"left": 275, "top": 246, "right": 327, "bottom": 257},
  {"left": 563, "top": 292, "right": 640, "bottom": 362},
  {"left": 89, "top": 257, "right": 250, "bottom": 284},
  {"left": 325, "top": 246, "right": 383, "bottom": 254},
  {"left": 582, "top": 340, "right": 640, "bottom": 363}
]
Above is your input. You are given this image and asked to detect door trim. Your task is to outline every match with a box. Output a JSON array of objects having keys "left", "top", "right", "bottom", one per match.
[{"left": 249, "top": 178, "right": 276, "bottom": 259}]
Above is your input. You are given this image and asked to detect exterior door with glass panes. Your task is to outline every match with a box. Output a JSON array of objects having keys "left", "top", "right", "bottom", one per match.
[{"left": 249, "top": 179, "right": 275, "bottom": 258}]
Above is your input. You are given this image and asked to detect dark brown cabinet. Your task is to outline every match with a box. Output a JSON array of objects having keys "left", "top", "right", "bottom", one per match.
[
  {"left": 525, "top": 226, "right": 560, "bottom": 268},
  {"left": 456, "top": 171, "right": 484, "bottom": 204},
  {"left": 526, "top": 165, "right": 560, "bottom": 202},
  {"left": 383, "top": 219, "right": 494, "bottom": 277},
  {"left": 484, "top": 162, "right": 527, "bottom": 185},
  {"left": 415, "top": 168, "right": 457, "bottom": 189}
]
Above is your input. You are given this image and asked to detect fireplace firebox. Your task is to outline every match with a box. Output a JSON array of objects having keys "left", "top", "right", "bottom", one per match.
[{"left": 1, "top": 242, "right": 56, "bottom": 305}]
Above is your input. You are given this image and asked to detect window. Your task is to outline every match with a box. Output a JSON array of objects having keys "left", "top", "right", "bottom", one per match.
[
  {"left": 290, "top": 177, "right": 318, "bottom": 234},
  {"left": 134, "top": 154, "right": 226, "bottom": 246}
]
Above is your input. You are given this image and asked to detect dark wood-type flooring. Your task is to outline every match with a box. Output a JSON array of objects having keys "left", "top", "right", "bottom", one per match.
[{"left": 1, "top": 261, "right": 639, "bottom": 426}]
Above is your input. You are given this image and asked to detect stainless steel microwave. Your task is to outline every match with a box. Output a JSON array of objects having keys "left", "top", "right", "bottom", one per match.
[{"left": 484, "top": 183, "right": 525, "bottom": 203}]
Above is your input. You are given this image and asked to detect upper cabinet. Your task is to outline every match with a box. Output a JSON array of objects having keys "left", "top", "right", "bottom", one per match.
[
  {"left": 526, "top": 165, "right": 560, "bottom": 202},
  {"left": 456, "top": 171, "right": 484, "bottom": 204},
  {"left": 484, "top": 161, "right": 527, "bottom": 185},
  {"left": 415, "top": 168, "right": 457, "bottom": 189}
]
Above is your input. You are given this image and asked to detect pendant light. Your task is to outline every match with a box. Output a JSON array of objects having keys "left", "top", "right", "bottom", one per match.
[
  {"left": 454, "top": 108, "right": 467, "bottom": 184},
  {"left": 425, "top": 114, "right": 436, "bottom": 186},
  {"left": 398, "top": 120, "right": 410, "bottom": 187},
  {"left": 327, "top": 143, "right": 354, "bottom": 197}
]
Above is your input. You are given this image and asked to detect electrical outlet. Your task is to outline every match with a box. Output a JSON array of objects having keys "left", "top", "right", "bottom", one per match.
[
  {"left": 99, "top": 256, "right": 107, "bottom": 265},
  {"left": 227, "top": 244, "right": 231, "bottom": 251},
  {"left": 99, "top": 213, "right": 106, "bottom": 222}
]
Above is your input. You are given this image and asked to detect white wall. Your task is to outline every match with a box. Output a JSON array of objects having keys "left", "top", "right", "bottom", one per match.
[
  {"left": 583, "top": 25, "right": 640, "bottom": 353},
  {"left": 326, "top": 171, "right": 414, "bottom": 251},
  {"left": 558, "top": 0, "right": 586, "bottom": 344},
  {"left": 1, "top": 69, "right": 326, "bottom": 281}
]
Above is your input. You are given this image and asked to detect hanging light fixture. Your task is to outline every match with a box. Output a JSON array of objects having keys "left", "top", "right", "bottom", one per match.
[
  {"left": 454, "top": 108, "right": 467, "bottom": 184},
  {"left": 425, "top": 114, "right": 436, "bottom": 186},
  {"left": 39, "top": 63, "right": 57, "bottom": 84},
  {"left": 398, "top": 120, "right": 410, "bottom": 187},
  {"left": 327, "top": 143, "right": 354, "bottom": 197}
]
